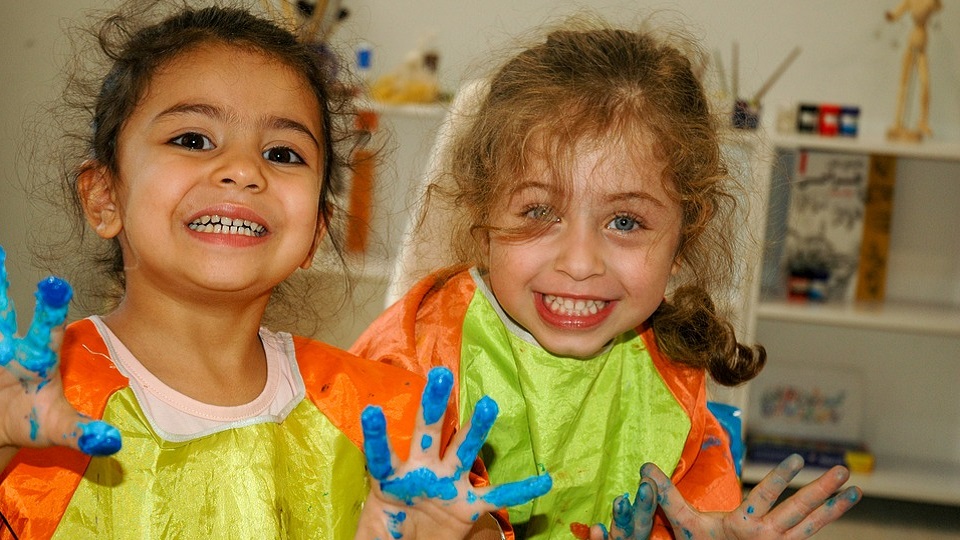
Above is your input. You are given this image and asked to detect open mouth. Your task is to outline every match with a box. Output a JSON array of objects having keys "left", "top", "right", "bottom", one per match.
[
  {"left": 187, "top": 215, "right": 266, "bottom": 237},
  {"left": 542, "top": 294, "right": 609, "bottom": 317}
]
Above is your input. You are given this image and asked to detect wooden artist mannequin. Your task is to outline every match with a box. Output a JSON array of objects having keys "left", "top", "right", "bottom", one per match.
[{"left": 886, "top": 0, "right": 942, "bottom": 141}]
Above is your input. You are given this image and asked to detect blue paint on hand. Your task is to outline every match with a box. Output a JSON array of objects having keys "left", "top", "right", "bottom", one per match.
[
  {"left": 421, "top": 366, "right": 454, "bottom": 425},
  {"left": 380, "top": 466, "right": 458, "bottom": 505},
  {"left": 19, "top": 277, "right": 72, "bottom": 378},
  {"left": 386, "top": 510, "right": 407, "bottom": 539},
  {"left": 29, "top": 407, "right": 39, "bottom": 441},
  {"left": 361, "top": 405, "right": 394, "bottom": 480},
  {"left": 482, "top": 472, "right": 552, "bottom": 508},
  {"left": 420, "top": 434, "right": 433, "bottom": 451},
  {"left": 613, "top": 493, "right": 634, "bottom": 536},
  {"left": 77, "top": 420, "right": 122, "bottom": 456},
  {"left": 455, "top": 396, "right": 498, "bottom": 472}
]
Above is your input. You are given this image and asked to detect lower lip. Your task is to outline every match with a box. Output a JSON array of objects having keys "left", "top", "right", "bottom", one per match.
[{"left": 534, "top": 293, "right": 614, "bottom": 329}]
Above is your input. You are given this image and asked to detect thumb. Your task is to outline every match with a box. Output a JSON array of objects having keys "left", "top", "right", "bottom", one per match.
[
  {"left": 640, "top": 462, "right": 695, "bottom": 527},
  {"left": 40, "top": 393, "right": 121, "bottom": 456}
]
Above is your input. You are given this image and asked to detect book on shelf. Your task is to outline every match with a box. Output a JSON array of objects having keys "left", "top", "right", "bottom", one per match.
[
  {"left": 780, "top": 149, "right": 897, "bottom": 303},
  {"left": 746, "top": 434, "right": 875, "bottom": 474}
]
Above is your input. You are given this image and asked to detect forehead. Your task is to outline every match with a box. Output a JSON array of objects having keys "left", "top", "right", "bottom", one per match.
[
  {"left": 521, "top": 129, "right": 672, "bottom": 198},
  {"left": 134, "top": 42, "right": 322, "bottom": 127}
]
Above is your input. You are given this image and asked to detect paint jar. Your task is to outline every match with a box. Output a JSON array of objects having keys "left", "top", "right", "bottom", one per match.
[
  {"left": 818, "top": 104, "right": 840, "bottom": 136},
  {"left": 839, "top": 106, "right": 860, "bottom": 137},
  {"left": 732, "top": 99, "right": 761, "bottom": 129},
  {"left": 797, "top": 103, "right": 819, "bottom": 133}
]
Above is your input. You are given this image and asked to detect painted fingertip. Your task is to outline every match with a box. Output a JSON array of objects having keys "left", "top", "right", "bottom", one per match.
[
  {"left": 456, "top": 396, "right": 499, "bottom": 467},
  {"left": 483, "top": 473, "right": 552, "bottom": 508},
  {"left": 37, "top": 277, "right": 73, "bottom": 310},
  {"left": 599, "top": 523, "right": 608, "bottom": 540},
  {"left": 421, "top": 366, "right": 454, "bottom": 425},
  {"left": 361, "top": 406, "right": 393, "bottom": 480},
  {"left": 472, "top": 395, "right": 499, "bottom": 431},
  {"left": 613, "top": 493, "right": 634, "bottom": 531},
  {"left": 636, "top": 479, "right": 654, "bottom": 505},
  {"left": 78, "top": 420, "right": 122, "bottom": 456}
]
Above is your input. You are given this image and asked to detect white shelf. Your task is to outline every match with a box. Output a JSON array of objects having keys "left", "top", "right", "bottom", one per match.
[
  {"left": 742, "top": 456, "right": 960, "bottom": 507},
  {"left": 354, "top": 98, "right": 448, "bottom": 119},
  {"left": 768, "top": 133, "right": 960, "bottom": 162},
  {"left": 756, "top": 299, "right": 960, "bottom": 337}
]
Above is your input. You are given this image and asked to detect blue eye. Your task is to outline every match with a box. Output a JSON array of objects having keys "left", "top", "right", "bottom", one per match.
[
  {"left": 170, "top": 132, "right": 213, "bottom": 150},
  {"left": 608, "top": 215, "right": 640, "bottom": 232},
  {"left": 524, "top": 205, "right": 558, "bottom": 222},
  {"left": 263, "top": 146, "right": 304, "bottom": 164}
]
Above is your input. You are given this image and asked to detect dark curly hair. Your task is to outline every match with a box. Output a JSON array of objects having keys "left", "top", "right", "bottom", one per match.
[{"left": 38, "top": 0, "right": 358, "bottom": 334}]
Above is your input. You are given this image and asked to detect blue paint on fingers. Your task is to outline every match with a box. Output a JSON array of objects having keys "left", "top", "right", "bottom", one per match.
[
  {"left": 613, "top": 493, "right": 634, "bottom": 536},
  {"left": 361, "top": 405, "right": 394, "bottom": 480},
  {"left": 482, "top": 472, "right": 552, "bottom": 508},
  {"left": 78, "top": 420, "right": 122, "bottom": 456},
  {"left": 421, "top": 367, "right": 454, "bottom": 425},
  {"left": 455, "top": 396, "right": 498, "bottom": 472}
]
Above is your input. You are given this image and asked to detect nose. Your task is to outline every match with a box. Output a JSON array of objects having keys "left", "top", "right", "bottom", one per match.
[
  {"left": 215, "top": 148, "right": 265, "bottom": 192},
  {"left": 553, "top": 223, "right": 605, "bottom": 281}
]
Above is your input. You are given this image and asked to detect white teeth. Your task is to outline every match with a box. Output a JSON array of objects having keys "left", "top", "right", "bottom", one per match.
[
  {"left": 543, "top": 294, "right": 607, "bottom": 316},
  {"left": 188, "top": 214, "right": 266, "bottom": 237}
]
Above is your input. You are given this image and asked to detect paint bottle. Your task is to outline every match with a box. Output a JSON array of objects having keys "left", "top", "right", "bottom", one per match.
[
  {"left": 818, "top": 104, "right": 840, "bottom": 136},
  {"left": 839, "top": 106, "right": 860, "bottom": 137},
  {"left": 345, "top": 109, "right": 379, "bottom": 253}
]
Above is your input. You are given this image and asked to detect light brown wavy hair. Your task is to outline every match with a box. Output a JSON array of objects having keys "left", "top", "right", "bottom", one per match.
[{"left": 430, "top": 17, "right": 765, "bottom": 385}]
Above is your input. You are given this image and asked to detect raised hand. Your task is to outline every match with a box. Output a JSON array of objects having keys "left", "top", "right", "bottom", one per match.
[
  {"left": 355, "top": 366, "right": 553, "bottom": 540},
  {"left": 0, "top": 246, "right": 121, "bottom": 461},
  {"left": 643, "top": 454, "right": 861, "bottom": 540},
  {"left": 571, "top": 478, "right": 658, "bottom": 540}
]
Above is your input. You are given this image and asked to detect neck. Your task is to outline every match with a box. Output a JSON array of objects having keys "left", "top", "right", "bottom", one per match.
[{"left": 101, "top": 290, "right": 272, "bottom": 406}]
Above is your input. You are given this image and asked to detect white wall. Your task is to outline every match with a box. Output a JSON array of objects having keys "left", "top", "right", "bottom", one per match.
[
  {"left": 336, "top": 0, "right": 959, "bottom": 139},
  {"left": 2, "top": 0, "right": 958, "bottom": 316}
]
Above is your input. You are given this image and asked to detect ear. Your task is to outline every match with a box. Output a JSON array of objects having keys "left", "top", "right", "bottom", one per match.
[
  {"left": 77, "top": 161, "right": 123, "bottom": 239},
  {"left": 299, "top": 218, "right": 328, "bottom": 270}
]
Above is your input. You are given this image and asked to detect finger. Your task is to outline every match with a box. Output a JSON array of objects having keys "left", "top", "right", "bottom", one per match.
[
  {"left": 609, "top": 492, "right": 634, "bottom": 540},
  {"left": 641, "top": 462, "right": 698, "bottom": 530},
  {"left": 20, "top": 277, "right": 73, "bottom": 378},
  {"left": 479, "top": 472, "right": 552, "bottom": 510},
  {"left": 361, "top": 405, "right": 395, "bottom": 481},
  {"left": 742, "top": 453, "right": 804, "bottom": 517},
  {"left": 784, "top": 486, "right": 862, "bottom": 539},
  {"left": 451, "top": 395, "right": 498, "bottom": 475},
  {"left": 768, "top": 466, "right": 859, "bottom": 535},
  {"left": 632, "top": 479, "right": 657, "bottom": 538},
  {"left": 414, "top": 366, "right": 455, "bottom": 458}
]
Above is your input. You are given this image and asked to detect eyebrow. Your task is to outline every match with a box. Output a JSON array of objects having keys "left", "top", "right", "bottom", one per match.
[
  {"left": 155, "top": 102, "right": 321, "bottom": 148},
  {"left": 605, "top": 191, "right": 667, "bottom": 208}
]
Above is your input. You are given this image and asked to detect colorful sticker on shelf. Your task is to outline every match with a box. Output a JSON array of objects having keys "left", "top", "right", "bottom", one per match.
[{"left": 747, "top": 363, "right": 864, "bottom": 443}]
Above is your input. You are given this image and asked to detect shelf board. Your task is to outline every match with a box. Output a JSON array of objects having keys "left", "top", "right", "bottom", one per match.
[
  {"left": 769, "top": 132, "right": 960, "bottom": 162},
  {"left": 743, "top": 456, "right": 960, "bottom": 507},
  {"left": 355, "top": 98, "right": 448, "bottom": 119},
  {"left": 313, "top": 249, "right": 393, "bottom": 282},
  {"left": 756, "top": 299, "right": 960, "bottom": 337}
]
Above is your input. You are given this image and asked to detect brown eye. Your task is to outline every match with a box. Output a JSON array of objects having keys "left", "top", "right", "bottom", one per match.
[
  {"left": 263, "top": 146, "right": 304, "bottom": 164},
  {"left": 170, "top": 132, "right": 213, "bottom": 150}
]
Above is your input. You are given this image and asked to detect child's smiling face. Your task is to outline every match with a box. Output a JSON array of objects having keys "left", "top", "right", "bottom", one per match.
[
  {"left": 483, "top": 135, "right": 682, "bottom": 359},
  {"left": 87, "top": 42, "right": 325, "bottom": 305}
]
